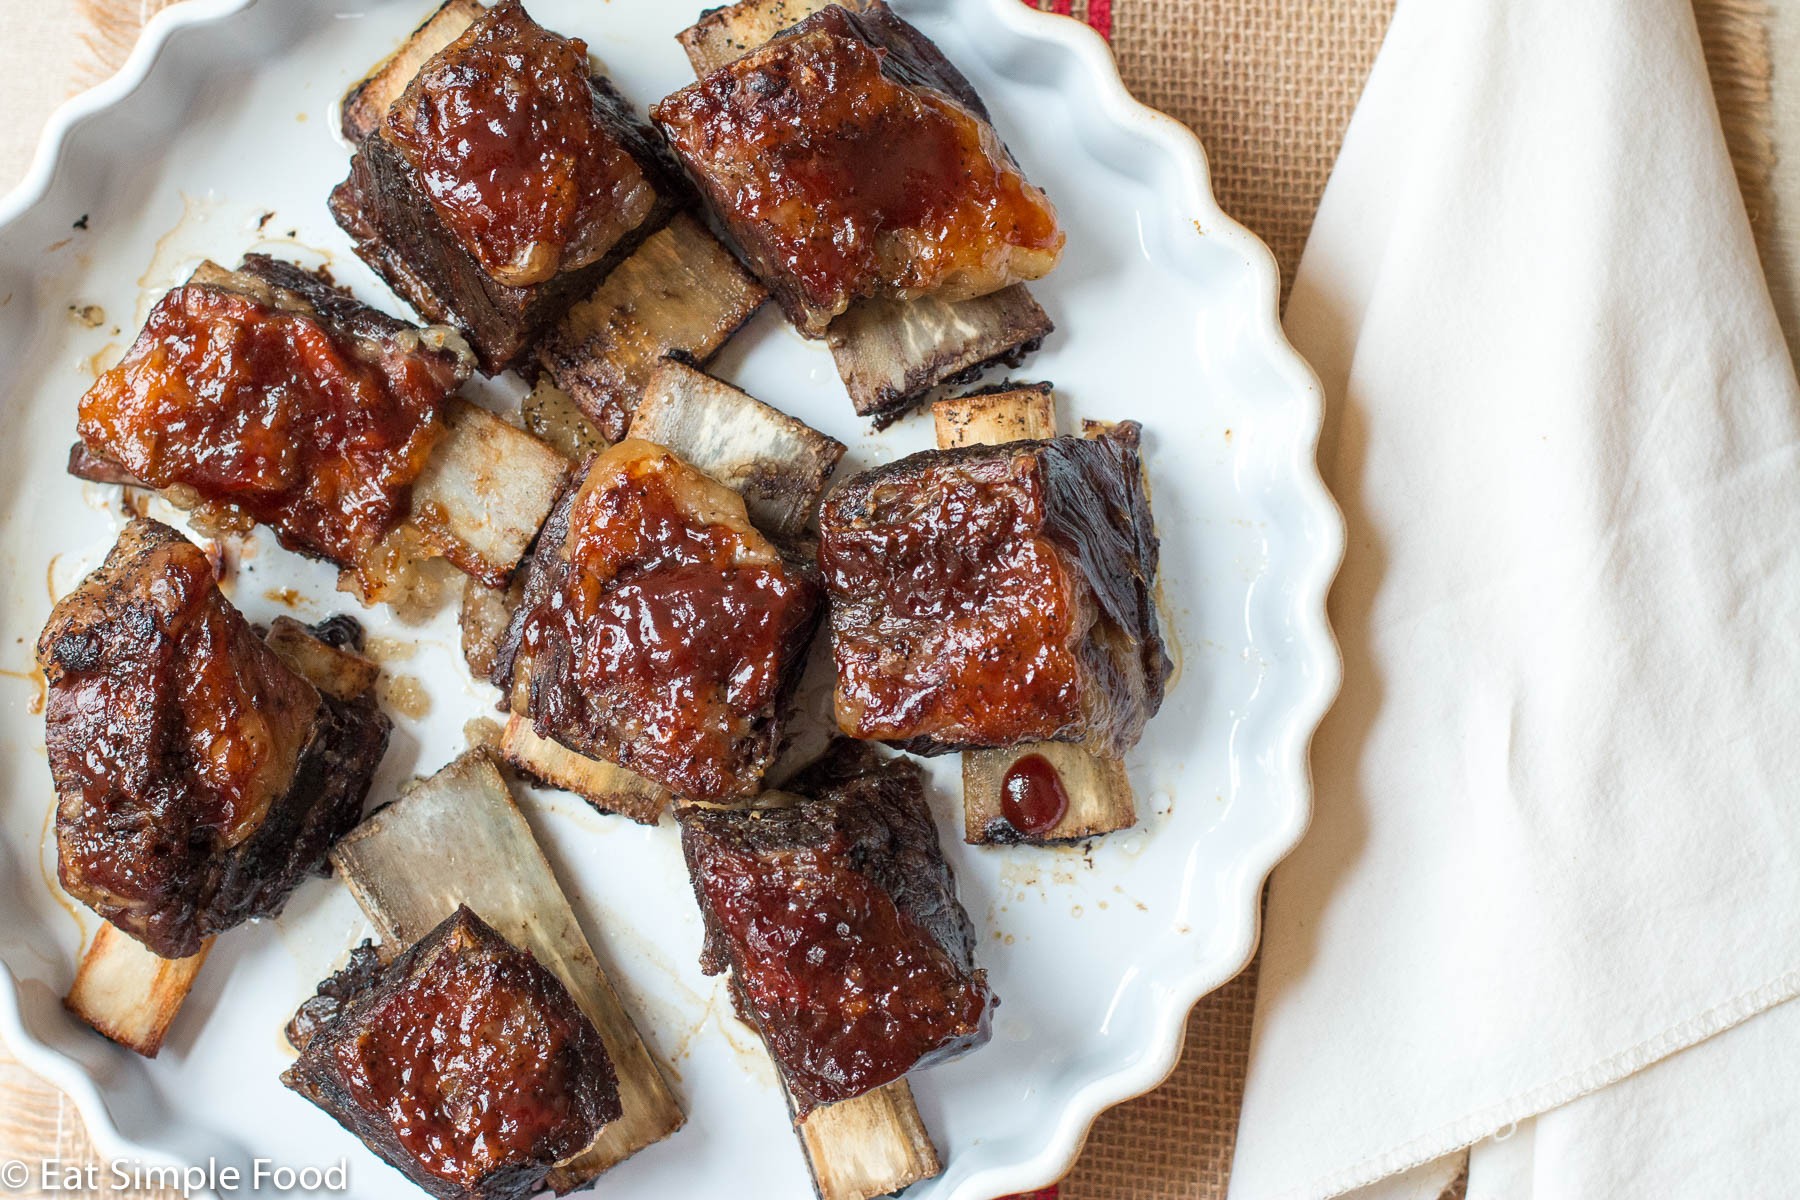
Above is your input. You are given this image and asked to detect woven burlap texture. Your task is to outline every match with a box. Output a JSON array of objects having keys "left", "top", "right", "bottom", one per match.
[
  {"left": 1057, "top": 1, "right": 1393, "bottom": 1194},
  {"left": 12, "top": 4, "right": 1774, "bottom": 1200}
]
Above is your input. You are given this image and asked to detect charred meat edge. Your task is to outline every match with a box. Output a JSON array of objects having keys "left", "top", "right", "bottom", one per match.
[{"left": 328, "top": 750, "right": 685, "bottom": 1186}]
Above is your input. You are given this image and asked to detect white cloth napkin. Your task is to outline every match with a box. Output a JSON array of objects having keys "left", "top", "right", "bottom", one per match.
[
  {"left": 1227, "top": 0, "right": 1800, "bottom": 1196},
  {"left": 1459, "top": 993, "right": 1800, "bottom": 1198}
]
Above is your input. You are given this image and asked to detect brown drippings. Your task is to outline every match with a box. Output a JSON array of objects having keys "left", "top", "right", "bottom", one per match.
[
  {"left": 363, "top": 635, "right": 418, "bottom": 663},
  {"left": 1154, "top": 578, "right": 1185, "bottom": 695},
  {"left": 381, "top": 675, "right": 431, "bottom": 720},
  {"left": 463, "top": 717, "right": 503, "bottom": 755},
  {"left": 39, "top": 803, "right": 85, "bottom": 937},
  {"left": 0, "top": 666, "right": 47, "bottom": 715}
]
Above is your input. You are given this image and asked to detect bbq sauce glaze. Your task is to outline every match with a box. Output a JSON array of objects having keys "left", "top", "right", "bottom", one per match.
[
  {"left": 286, "top": 909, "right": 619, "bottom": 1195},
  {"left": 337, "top": 936, "right": 604, "bottom": 1186},
  {"left": 653, "top": 7, "right": 1064, "bottom": 334},
  {"left": 820, "top": 445, "right": 1085, "bottom": 746},
  {"left": 77, "top": 284, "right": 450, "bottom": 570},
  {"left": 691, "top": 835, "right": 991, "bottom": 1112},
  {"left": 386, "top": 0, "right": 652, "bottom": 287},
  {"left": 515, "top": 441, "right": 820, "bottom": 800},
  {"left": 38, "top": 520, "right": 325, "bottom": 958},
  {"left": 821, "top": 429, "right": 1171, "bottom": 759}
]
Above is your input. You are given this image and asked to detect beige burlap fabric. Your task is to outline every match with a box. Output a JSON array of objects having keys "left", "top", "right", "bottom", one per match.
[{"left": 0, "top": 3, "right": 1773, "bottom": 1199}]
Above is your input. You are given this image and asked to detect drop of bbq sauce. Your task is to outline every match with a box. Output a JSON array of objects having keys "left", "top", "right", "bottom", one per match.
[{"left": 1000, "top": 754, "right": 1069, "bottom": 837}]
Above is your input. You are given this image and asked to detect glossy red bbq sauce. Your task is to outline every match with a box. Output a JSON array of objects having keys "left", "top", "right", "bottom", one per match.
[
  {"left": 76, "top": 285, "right": 447, "bottom": 569},
  {"left": 335, "top": 937, "right": 601, "bottom": 1186},
  {"left": 693, "top": 838, "right": 988, "bottom": 1109},
  {"left": 519, "top": 443, "right": 818, "bottom": 798},
  {"left": 653, "top": 14, "right": 1063, "bottom": 324},
  {"left": 386, "top": 0, "right": 645, "bottom": 286},
  {"left": 40, "top": 523, "right": 320, "bottom": 956},
  {"left": 820, "top": 449, "right": 1084, "bottom": 745},
  {"left": 1000, "top": 753, "right": 1070, "bottom": 837},
  {"left": 44, "top": 524, "right": 316, "bottom": 851}
]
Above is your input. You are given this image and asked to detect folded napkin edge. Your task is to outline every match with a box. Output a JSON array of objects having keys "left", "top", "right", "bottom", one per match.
[{"left": 1277, "top": 967, "right": 1800, "bottom": 1200}]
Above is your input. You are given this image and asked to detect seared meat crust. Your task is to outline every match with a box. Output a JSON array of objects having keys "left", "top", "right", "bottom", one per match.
[
  {"left": 678, "top": 743, "right": 993, "bottom": 1115},
  {"left": 40, "top": 519, "right": 390, "bottom": 959},
  {"left": 819, "top": 427, "right": 1168, "bottom": 757},
  {"left": 282, "top": 906, "right": 620, "bottom": 1200}
]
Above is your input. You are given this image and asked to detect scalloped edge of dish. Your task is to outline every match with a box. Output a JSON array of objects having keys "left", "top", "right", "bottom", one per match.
[
  {"left": 919, "top": 6, "right": 1344, "bottom": 1196},
  {"left": 0, "top": 3, "right": 1346, "bottom": 1196}
]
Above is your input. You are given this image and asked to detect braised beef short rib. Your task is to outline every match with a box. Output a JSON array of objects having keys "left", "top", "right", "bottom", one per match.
[
  {"left": 677, "top": 743, "right": 994, "bottom": 1116},
  {"left": 39, "top": 519, "right": 390, "bottom": 959},
  {"left": 332, "top": 0, "right": 683, "bottom": 372},
  {"left": 492, "top": 440, "right": 822, "bottom": 803},
  {"left": 653, "top": 2, "right": 1065, "bottom": 339},
  {"left": 74, "top": 255, "right": 473, "bottom": 581},
  {"left": 283, "top": 906, "right": 620, "bottom": 1200},
  {"left": 819, "top": 426, "right": 1170, "bottom": 757}
]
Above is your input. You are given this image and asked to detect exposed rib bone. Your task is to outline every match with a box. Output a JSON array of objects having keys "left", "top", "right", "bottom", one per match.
[
  {"left": 933, "top": 384, "right": 1139, "bottom": 843},
  {"left": 330, "top": 750, "right": 685, "bottom": 1184}
]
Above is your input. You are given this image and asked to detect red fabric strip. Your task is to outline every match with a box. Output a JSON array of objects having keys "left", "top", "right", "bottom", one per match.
[
  {"left": 1019, "top": 0, "right": 1113, "bottom": 42},
  {"left": 1086, "top": 0, "right": 1113, "bottom": 38}
]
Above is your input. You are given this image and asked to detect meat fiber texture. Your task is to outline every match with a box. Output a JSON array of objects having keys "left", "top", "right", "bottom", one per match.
[
  {"left": 678, "top": 743, "right": 994, "bottom": 1115},
  {"left": 331, "top": 0, "right": 685, "bottom": 373},
  {"left": 653, "top": 1, "right": 1064, "bottom": 338},
  {"left": 819, "top": 427, "right": 1169, "bottom": 758},
  {"left": 283, "top": 906, "right": 620, "bottom": 1200},
  {"left": 38, "top": 519, "right": 390, "bottom": 959}
]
